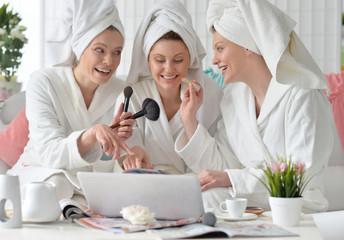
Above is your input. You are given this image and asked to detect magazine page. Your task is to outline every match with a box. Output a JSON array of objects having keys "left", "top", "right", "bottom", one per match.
[
  {"left": 74, "top": 216, "right": 200, "bottom": 233},
  {"left": 146, "top": 223, "right": 230, "bottom": 239},
  {"left": 146, "top": 221, "right": 299, "bottom": 239},
  {"left": 74, "top": 216, "right": 298, "bottom": 239},
  {"left": 59, "top": 198, "right": 90, "bottom": 220},
  {"left": 123, "top": 168, "right": 170, "bottom": 174}
]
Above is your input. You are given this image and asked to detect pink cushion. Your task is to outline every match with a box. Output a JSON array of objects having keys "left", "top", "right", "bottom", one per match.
[
  {"left": 0, "top": 106, "right": 29, "bottom": 167},
  {"left": 324, "top": 72, "right": 344, "bottom": 150}
]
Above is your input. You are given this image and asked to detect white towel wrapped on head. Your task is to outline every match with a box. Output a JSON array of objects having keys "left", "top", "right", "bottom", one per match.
[
  {"left": 127, "top": 0, "right": 205, "bottom": 84},
  {"left": 206, "top": 0, "right": 327, "bottom": 90},
  {"left": 47, "top": 0, "right": 124, "bottom": 67}
]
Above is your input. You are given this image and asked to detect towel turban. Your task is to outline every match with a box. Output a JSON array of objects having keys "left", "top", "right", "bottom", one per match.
[
  {"left": 126, "top": 0, "right": 206, "bottom": 84},
  {"left": 48, "top": 0, "right": 124, "bottom": 66},
  {"left": 206, "top": 0, "right": 327, "bottom": 90}
]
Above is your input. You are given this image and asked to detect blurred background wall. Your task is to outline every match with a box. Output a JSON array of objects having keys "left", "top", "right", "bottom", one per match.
[{"left": 1, "top": 0, "right": 342, "bottom": 89}]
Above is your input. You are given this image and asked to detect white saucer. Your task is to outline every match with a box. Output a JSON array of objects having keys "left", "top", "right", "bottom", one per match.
[{"left": 216, "top": 212, "right": 258, "bottom": 221}]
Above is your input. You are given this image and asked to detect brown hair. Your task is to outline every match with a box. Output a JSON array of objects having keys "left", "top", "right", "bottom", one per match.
[
  {"left": 157, "top": 31, "right": 183, "bottom": 41},
  {"left": 107, "top": 25, "right": 118, "bottom": 31}
]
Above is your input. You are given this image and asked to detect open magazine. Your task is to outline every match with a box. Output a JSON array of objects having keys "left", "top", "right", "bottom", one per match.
[
  {"left": 147, "top": 221, "right": 298, "bottom": 239},
  {"left": 74, "top": 217, "right": 298, "bottom": 239},
  {"left": 59, "top": 198, "right": 94, "bottom": 220},
  {"left": 74, "top": 216, "right": 201, "bottom": 233},
  {"left": 123, "top": 168, "right": 170, "bottom": 174}
]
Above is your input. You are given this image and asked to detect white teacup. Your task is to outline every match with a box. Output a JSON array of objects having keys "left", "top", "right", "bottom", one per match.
[{"left": 219, "top": 198, "right": 247, "bottom": 218}]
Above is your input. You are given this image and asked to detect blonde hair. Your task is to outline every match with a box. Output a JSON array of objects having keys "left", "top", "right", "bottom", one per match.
[{"left": 288, "top": 33, "right": 294, "bottom": 55}]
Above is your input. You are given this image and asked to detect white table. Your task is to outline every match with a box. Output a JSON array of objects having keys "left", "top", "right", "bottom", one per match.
[{"left": 0, "top": 214, "right": 323, "bottom": 240}]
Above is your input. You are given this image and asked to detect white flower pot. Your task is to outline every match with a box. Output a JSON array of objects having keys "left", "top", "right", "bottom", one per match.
[{"left": 269, "top": 196, "right": 303, "bottom": 227}]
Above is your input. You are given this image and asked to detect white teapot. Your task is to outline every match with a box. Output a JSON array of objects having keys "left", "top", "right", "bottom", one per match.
[{"left": 22, "top": 182, "right": 61, "bottom": 222}]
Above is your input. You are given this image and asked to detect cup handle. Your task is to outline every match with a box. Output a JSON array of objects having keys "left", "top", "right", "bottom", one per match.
[{"left": 219, "top": 201, "right": 227, "bottom": 212}]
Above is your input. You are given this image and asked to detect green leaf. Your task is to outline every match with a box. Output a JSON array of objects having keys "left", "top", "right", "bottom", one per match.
[{"left": 0, "top": 3, "right": 27, "bottom": 80}]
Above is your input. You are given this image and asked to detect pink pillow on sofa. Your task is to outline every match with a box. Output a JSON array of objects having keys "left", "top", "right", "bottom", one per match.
[
  {"left": 0, "top": 106, "right": 29, "bottom": 167},
  {"left": 324, "top": 72, "right": 344, "bottom": 150}
]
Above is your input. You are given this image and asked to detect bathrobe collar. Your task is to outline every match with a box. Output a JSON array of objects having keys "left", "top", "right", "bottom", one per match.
[
  {"left": 134, "top": 78, "right": 185, "bottom": 172},
  {"left": 222, "top": 78, "right": 291, "bottom": 163},
  {"left": 41, "top": 67, "right": 123, "bottom": 130}
]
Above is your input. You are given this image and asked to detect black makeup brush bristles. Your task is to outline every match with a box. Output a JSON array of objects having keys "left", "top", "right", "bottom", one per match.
[
  {"left": 123, "top": 86, "right": 133, "bottom": 112},
  {"left": 142, "top": 98, "right": 160, "bottom": 121},
  {"left": 132, "top": 98, "right": 160, "bottom": 121}
]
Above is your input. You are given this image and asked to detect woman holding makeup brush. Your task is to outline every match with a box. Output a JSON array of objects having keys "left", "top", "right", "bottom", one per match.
[
  {"left": 116, "top": 0, "right": 225, "bottom": 174},
  {"left": 177, "top": 0, "right": 344, "bottom": 213},
  {"left": 8, "top": 0, "right": 135, "bottom": 203}
]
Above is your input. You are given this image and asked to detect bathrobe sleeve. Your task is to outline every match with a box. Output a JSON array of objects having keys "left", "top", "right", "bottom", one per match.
[
  {"left": 25, "top": 71, "right": 101, "bottom": 170},
  {"left": 176, "top": 116, "right": 270, "bottom": 208},
  {"left": 176, "top": 118, "right": 240, "bottom": 173}
]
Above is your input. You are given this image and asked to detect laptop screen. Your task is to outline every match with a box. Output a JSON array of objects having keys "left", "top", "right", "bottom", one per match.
[{"left": 78, "top": 172, "right": 204, "bottom": 220}]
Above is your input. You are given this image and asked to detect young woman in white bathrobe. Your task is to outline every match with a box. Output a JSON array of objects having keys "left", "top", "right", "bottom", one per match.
[
  {"left": 8, "top": 0, "right": 134, "bottom": 202},
  {"left": 176, "top": 0, "right": 344, "bottom": 213},
  {"left": 116, "top": 0, "right": 225, "bottom": 174}
]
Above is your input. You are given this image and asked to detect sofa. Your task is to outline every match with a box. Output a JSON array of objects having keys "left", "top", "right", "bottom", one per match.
[{"left": 0, "top": 85, "right": 343, "bottom": 212}]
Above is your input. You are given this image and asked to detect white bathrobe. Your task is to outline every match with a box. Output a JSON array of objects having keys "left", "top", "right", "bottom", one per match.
[
  {"left": 176, "top": 77, "right": 342, "bottom": 212},
  {"left": 9, "top": 67, "right": 125, "bottom": 189},
  {"left": 117, "top": 75, "right": 224, "bottom": 174}
]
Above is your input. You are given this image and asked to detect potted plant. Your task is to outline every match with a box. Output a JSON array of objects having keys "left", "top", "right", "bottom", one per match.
[
  {"left": 0, "top": 3, "right": 27, "bottom": 101},
  {"left": 257, "top": 156, "right": 316, "bottom": 227}
]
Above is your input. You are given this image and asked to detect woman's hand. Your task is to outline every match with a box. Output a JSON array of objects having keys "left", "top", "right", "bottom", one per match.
[
  {"left": 110, "top": 103, "right": 135, "bottom": 140},
  {"left": 79, "top": 123, "right": 132, "bottom": 159},
  {"left": 180, "top": 80, "right": 203, "bottom": 140},
  {"left": 198, "top": 169, "right": 231, "bottom": 192},
  {"left": 78, "top": 103, "right": 134, "bottom": 159},
  {"left": 122, "top": 146, "right": 153, "bottom": 170}
]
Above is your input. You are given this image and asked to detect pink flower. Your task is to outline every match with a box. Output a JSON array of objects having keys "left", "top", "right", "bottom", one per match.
[
  {"left": 270, "top": 161, "right": 287, "bottom": 174},
  {"left": 270, "top": 162, "right": 279, "bottom": 173},
  {"left": 280, "top": 162, "right": 287, "bottom": 172},
  {"left": 296, "top": 162, "right": 306, "bottom": 175},
  {"left": 259, "top": 156, "right": 314, "bottom": 198}
]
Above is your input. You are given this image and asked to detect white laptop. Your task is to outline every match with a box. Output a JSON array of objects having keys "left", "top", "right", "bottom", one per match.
[{"left": 77, "top": 172, "right": 204, "bottom": 220}]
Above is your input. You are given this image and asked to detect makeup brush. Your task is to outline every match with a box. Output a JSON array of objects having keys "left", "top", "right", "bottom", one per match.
[
  {"left": 201, "top": 212, "right": 217, "bottom": 226},
  {"left": 123, "top": 86, "right": 133, "bottom": 112},
  {"left": 131, "top": 98, "right": 160, "bottom": 120},
  {"left": 110, "top": 98, "right": 160, "bottom": 129}
]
